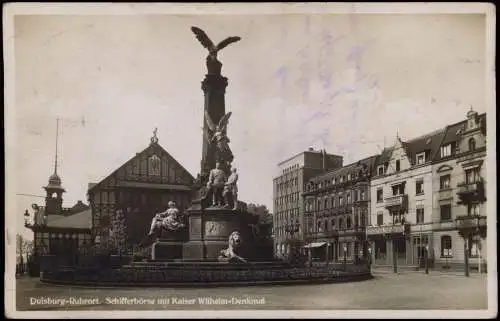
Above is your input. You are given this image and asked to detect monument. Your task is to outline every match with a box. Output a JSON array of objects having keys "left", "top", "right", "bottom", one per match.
[
  {"left": 182, "top": 26, "right": 257, "bottom": 261},
  {"left": 38, "top": 26, "right": 372, "bottom": 287}
]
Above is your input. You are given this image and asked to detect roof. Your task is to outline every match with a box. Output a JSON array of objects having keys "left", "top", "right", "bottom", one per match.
[
  {"left": 48, "top": 209, "right": 92, "bottom": 229},
  {"left": 278, "top": 148, "right": 341, "bottom": 166},
  {"left": 402, "top": 128, "right": 446, "bottom": 166},
  {"left": 32, "top": 200, "right": 91, "bottom": 229},
  {"left": 309, "top": 154, "right": 379, "bottom": 183},
  {"left": 88, "top": 141, "right": 195, "bottom": 193}
]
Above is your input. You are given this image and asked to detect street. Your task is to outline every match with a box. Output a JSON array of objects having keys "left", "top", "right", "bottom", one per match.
[{"left": 15, "top": 270, "right": 488, "bottom": 311}]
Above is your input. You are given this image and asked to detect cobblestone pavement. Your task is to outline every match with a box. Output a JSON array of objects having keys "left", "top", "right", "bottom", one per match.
[{"left": 14, "top": 271, "right": 488, "bottom": 311}]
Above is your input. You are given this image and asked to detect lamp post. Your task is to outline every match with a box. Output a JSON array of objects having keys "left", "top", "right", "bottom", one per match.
[
  {"left": 285, "top": 219, "right": 300, "bottom": 263},
  {"left": 343, "top": 244, "right": 347, "bottom": 271},
  {"left": 425, "top": 244, "right": 429, "bottom": 274}
]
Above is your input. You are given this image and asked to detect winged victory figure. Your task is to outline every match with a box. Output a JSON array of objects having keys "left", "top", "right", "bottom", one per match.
[
  {"left": 191, "top": 26, "right": 241, "bottom": 75},
  {"left": 205, "top": 111, "right": 234, "bottom": 165}
]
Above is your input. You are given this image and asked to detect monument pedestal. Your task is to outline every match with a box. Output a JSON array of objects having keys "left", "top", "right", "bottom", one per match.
[
  {"left": 182, "top": 207, "right": 257, "bottom": 261},
  {"left": 150, "top": 228, "right": 188, "bottom": 261},
  {"left": 152, "top": 241, "right": 184, "bottom": 261}
]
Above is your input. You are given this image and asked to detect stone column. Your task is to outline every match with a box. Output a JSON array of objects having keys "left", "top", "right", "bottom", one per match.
[{"left": 200, "top": 74, "right": 229, "bottom": 180}]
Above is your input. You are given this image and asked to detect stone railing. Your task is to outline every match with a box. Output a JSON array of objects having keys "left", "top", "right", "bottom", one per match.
[
  {"left": 366, "top": 224, "right": 405, "bottom": 236},
  {"left": 456, "top": 181, "right": 482, "bottom": 195},
  {"left": 384, "top": 194, "right": 408, "bottom": 209}
]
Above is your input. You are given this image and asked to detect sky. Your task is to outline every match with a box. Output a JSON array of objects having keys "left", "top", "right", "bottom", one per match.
[{"left": 10, "top": 12, "right": 487, "bottom": 239}]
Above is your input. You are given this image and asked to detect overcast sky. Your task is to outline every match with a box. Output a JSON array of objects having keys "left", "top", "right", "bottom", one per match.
[{"left": 11, "top": 12, "right": 487, "bottom": 239}]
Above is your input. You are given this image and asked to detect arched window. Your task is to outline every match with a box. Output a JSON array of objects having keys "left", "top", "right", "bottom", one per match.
[
  {"left": 339, "top": 218, "right": 344, "bottom": 230},
  {"left": 331, "top": 218, "right": 336, "bottom": 230},
  {"left": 441, "top": 235, "right": 452, "bottom": 257},
  {"left": 347, "top": 216, "right": 352, "bottom": 229},
  {"left": 317, "top": 220, "right": 322, "bottom": 232},
  {"left": 324, "top": 220, "right": 329, "bottom": 232},
  {"left": 468, "top": 138, "right": 476, "bottom": 151}
]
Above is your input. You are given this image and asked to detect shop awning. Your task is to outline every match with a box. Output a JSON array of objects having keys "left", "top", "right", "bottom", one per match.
[{"left": 304, "top": 242, "right": 326, "bottom": 248}]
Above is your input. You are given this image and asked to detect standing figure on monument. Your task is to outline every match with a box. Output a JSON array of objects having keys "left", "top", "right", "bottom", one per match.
[
  {"left": 191, "top": 26, "right": 241, "bottom": 75},
  {"left": 224, "top": 167, "right": 239, "bottom": 210},
  {"left": 205, "top": 110, "right": 234, "bottom": 166},
  {"left": 207, "top": 162, "right": 227, "bottom": 207}
]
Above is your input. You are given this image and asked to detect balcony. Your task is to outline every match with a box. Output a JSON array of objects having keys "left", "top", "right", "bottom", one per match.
[
  {"left": 384, "top": 194, "right": 408, "bottom": 211},
  {"left": 366, "top": 224, "right": 406, "bottom": 236},
  {"left": 456, "top": 181, "right": 486, "bottom": 204},
  {"left": 455, "top": 215, "right": 487, "bottom": 238}
]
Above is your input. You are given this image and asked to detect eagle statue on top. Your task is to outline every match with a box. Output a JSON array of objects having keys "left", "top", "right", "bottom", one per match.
[{"left": 191, "top": 26, "right": 241, "bottom": 75}]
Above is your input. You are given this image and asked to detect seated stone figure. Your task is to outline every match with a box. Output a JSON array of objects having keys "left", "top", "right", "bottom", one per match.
[
  {"left": 218, "top": 231, "right": 247, "bottom": 264},
  {"left": 148, "top": 201, "right": 185, "bottom": 238}
]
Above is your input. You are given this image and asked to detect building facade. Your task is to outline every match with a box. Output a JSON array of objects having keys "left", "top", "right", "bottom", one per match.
[
  {"left": 87, "top": 133, "right": 196, "bottom": 247},
  {"left": 273, "top": 148, "right": 343, "bottom": 258},
  {"left": 302, "top": 156, "right": 378, "bottom": 263},
  {"left": 431, "top": 109, "right": 487, "bottom": 270},
  {"left": 367, "top": 129, "right": 445, "bottom": 269},
  {"left": 366, "top": 109, "right": 488, "bottom": 271}
]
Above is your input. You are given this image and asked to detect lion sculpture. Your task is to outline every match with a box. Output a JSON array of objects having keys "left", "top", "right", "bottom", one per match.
[{"left": 218, "top": 231, "right": 247, "bottom": 264}]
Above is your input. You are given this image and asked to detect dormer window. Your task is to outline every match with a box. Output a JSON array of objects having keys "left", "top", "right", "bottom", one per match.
[
  {"left": 377, "top": 165, "right": 385, "bottom": 176},
  {"left": 416, "top": 152, "right": 426, "bottom": 165},
  {"left": 440, "top": 144, "right": 452, "bottom": 158},
  {"left": 395, "top": 160, "right": 401, "bottom": 172}
]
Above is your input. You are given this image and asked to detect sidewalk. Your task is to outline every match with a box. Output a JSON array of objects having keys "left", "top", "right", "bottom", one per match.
[{"left": 370, "top": 266, "right": 487, "bottom": 277}]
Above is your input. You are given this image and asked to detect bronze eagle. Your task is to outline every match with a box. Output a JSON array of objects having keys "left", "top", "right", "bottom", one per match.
[{"left": 191, "top": 26, "right": 241, "bottom": 55}]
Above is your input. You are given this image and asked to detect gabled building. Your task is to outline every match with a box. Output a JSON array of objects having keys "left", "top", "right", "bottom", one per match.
[
  {"left": 367, "top": 128, "right": 445, "bottom": 269},
  {"left": 87, "top": 131, "right": 196, "bottom": 247},
  {"left": 431, "top": 109, "right": 487, "bottom": 271},
  {"left": 302, "top": 155, "right": 378, "bottom": 263}
]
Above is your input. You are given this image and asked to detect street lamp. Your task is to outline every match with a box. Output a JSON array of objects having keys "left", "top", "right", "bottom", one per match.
[{"left": 23, "top": 209, "right": 30, "bottom": 227}]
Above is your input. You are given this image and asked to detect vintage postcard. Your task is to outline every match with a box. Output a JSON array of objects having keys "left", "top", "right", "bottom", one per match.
[{"left": 4, "top": 2, "right": 497, "bottom": 319}]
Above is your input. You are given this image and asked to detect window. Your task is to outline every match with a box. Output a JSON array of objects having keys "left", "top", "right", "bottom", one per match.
[
  {"left": 441, "top": 235, "right": 452, "bottom": 257},
  {"left": 376, "top": 188, "right": 383, "bottom": 202},
  {"left": 392, "top": 183, "right": 405, "bottom": 196},
  {"left": 416, "top": 179, "right": 424, "bottom": 195},
  {"left": 346, "top": 193, "right": 351, "bottom": 204},
  {"left": 440, "top": 204, "right": 452, "bottom": 221},
  {"left": 468, "top": 203, "right": 480, "bottom": 216},
  {"left": 324, "top": 199, "right": 328, "bottom": 209},
  {"left": 440, "top": 175, "right": 451, "bottom": 189},
  {"left": 395, "top": 160, "right": 401, "bottom": 172},
  {"left": 360, "top": 190, "right": 365, "bottom": 201},
  {"left": 377, "top": 213, "right": 384, "bottom": 226},
  {"left": 465, "top": 168, "right": 480, "bottom": 184},
  {"left": 339, "top": 197, "right": 344, "bottom": 206},
  {"left": 468, "top": 138, "right": 476, "bottom": 151},
  {"left": 339, "top": 218, "right": 344, "bottom": 229},
  {"left": 347, "top": 173, "right": 351, "bottom": 181},
  {"left": 416, "top": 208, "right": 424, "bottom": 224},
  {"left": 440, "top": 144, "right": 452, "bottom": 158},
  {"left": 339, "top": 176, "right": 344, "bottom": 183},
  {"left": 317, "top": 220, "right": 322, "bottom": 232},
  {"left": 377, "top": 165, "right": 385, "bottom": 175},
  {"left": 346, "top": 216, "right": 352, "bottom": 228},
  {"left": 331, "top": 219, "right": 336, "bottom": 230},
  {"left": 416, "top": 152, "right": 426, "bottom": 165}
]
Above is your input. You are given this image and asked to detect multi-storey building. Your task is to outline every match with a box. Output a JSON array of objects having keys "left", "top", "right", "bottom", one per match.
[
  {"left": 366, "top": 108, "right": 488, "bottom": 271},
  {"left": 367, "top": 129, "right": 445, "bottom": 269},
  {"left": 432, "top": 109, "right": 487, "bottom": 271},
  {"left": 273, "top": 148, "right": 343, "bottom": 258},
  {"left": 302, "top": 155, "right": 378, "bottom": 263}
]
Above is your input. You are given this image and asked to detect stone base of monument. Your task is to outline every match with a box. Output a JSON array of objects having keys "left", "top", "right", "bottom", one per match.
[
  {"left": 151, "top": 241, "right": 184, "bottom": 261},
  {"left": 182, "top": 207, "right": 257, "bottom": 261}
]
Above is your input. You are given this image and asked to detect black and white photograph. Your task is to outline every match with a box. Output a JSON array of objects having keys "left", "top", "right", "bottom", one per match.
[{"left": 4, "top": 2, "right": 496, "bottom": 319}]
